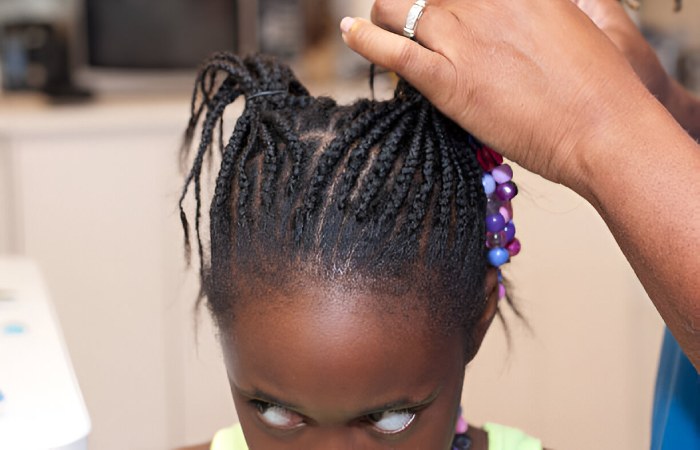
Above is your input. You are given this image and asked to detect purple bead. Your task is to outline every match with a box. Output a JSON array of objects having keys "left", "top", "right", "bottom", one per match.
[
  {"left": 482, "top": 174, "right": 496, "bottom": 195},
  {"left": 499, "top": 203, "right": 513, "bottom": 223},
  {"left": 498, "top": 283, "right": 507, "bottom": 299},
  {"left": 486, "top": 231, "right": 507, "bottom": 248},
  {"left": 496, "top": 181, "right": 518, "bottom": 201},
  {"left": 503, "top": 221, "right": 516, "bottom": 243},
  {"left": 492, "top": 164, "right": 513, "bottom": 184},
  {"left": 486, "top": 213, "right": 506, "bottom": 233},
  {"left": 455, "top": 416, "right": 468, "bottom": 434},
  {"left": 506, "top": 238, "right": 521, "bottom": 257},
  {"left": 488, "top": 248, "right": 510, "bottom": 267}
]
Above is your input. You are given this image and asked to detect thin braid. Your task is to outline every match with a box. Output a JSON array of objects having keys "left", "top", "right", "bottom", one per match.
[
  {"left": 259, "top": 119, "right": 280, "bottom": 211},
  {"left": 181, "top": 65, "right": 226, "bottom": 170},
  {"left": 461, "top": 132, "right": 485, "bottom": 209},
  {"left": 378, "top": 102, "right": 429, "bottom": 228},
  {"left": 448, "top": 140, "right": 472, "bottom": 249},
  {"left": 403, "top": 110, "right": 437, "bottom": 240},
  {"left": 297, "top": 102, "right": 400, "bottom": 236},
  {"left": 450, "top": 130, "right": 478, "bottom": 258},
  {"left": 334, "top": 100, "right": 414, "bottom": 211},
  {"left": 179, "top": 78, "right": 237, "bottom": 267},
  {"left": 354, "top": 111, "right": 417, "bottom": 222},
  {"left": 265, "top": 114, "right": 306, "bottom": 196},
  {"left": 194, "top": 89, "right": 237, "bottom": 275},
  {"left": 236, "top": 113, "right": 261, "bottom": 222},
  {"left": 210, "top": 107, "right": 257, "bottom": 247},
  {"left": 430, "top": 108, "right": 459, "bottom": 235}
]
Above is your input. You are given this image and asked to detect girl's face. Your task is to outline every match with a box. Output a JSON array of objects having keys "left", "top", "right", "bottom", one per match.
[{"left": 221, "top": 274, "right": 498, "bottom": 449}]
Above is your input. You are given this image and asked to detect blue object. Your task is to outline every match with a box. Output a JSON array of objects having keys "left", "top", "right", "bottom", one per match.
[
  {"left": 487, "top": 248, "right": 509, "bottom": 267},
  {"left": 3, "top": 323, "right": 25, "bottom": 335},
  {"left": 482, "top": 174, "right": 496, "bottom": 195},
  {"left": 651, "top": 328, "right": 700, "bottom": 450}
]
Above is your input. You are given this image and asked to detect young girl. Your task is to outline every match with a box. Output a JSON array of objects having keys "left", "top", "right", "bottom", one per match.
[{"left": 179, "top": 53, "right": 540, "bottom": 450}]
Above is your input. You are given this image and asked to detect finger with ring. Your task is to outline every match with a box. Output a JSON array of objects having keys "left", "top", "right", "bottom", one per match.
[{"left": 403, "top": 0, "right": 427, "bottom": 39}]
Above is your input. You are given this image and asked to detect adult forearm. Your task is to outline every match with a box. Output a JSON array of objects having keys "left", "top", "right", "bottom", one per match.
[{"left": 576, "top": 92, "right": 700, "bottom": 371}]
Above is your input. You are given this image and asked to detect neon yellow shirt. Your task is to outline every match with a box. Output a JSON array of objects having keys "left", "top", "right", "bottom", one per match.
[{"left": 211, "top": 422, "right": 543, "bottom": 450}]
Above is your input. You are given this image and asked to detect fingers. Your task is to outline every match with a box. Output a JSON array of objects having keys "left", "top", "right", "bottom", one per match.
[
  {"left": 340, "top": 18, "right": 455, "bottom": 103},
  {"left": 370, "top": 0, "right": 417, "bottom": 33},
  {"left": 370, "top": 0, "right": 465, "bottom": 57}
]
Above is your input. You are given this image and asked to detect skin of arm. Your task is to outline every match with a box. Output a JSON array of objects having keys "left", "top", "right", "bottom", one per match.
[
  {"left": 339, "top": 0, "right": 700, "bottom": 371},
  {"left": 573, "top": 0, "right": 700, "bottom": 139}
]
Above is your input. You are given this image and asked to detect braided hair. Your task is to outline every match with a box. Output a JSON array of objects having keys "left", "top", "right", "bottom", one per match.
[{"left": 180, "top": 53, "right": 497, "bottom": 350}]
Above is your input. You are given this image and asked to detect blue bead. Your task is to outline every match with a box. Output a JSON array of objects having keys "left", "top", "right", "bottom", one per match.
[
  {"left": 488, "top": 248, "right": 510, "bottom": 267},
  {"left": 482, "top": 174, "right": 496, "bottom": 195},
  {"left": 486, "top": 213, "right": 506, "bottom": 233}
]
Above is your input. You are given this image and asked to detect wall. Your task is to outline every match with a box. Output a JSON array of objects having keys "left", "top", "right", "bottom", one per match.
[{"left": 0, "top": 137, "right": 16, "bottom": 253}]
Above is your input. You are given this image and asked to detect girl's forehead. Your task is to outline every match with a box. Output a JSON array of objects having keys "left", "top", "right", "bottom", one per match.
[{"left": 221, "top": 281, "right": 466, "bottom": 416}]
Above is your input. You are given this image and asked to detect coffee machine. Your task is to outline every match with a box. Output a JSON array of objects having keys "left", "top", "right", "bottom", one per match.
[{"left": 0, "top": 20, "right": 87, "bottom": 98}]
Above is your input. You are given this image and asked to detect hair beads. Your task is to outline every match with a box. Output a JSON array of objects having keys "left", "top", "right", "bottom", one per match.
[
  {"left": 477, "top": 146, "right": 520, "bottom": 299},
  {"left": 453, "top": 406, "right": 471, "bottom": 449}
]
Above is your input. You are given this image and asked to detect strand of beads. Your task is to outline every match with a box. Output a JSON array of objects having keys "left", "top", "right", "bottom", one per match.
[
  {"left": 452, "top": 407, "right": 471, "bottom": 450},
  {"left": 476, "top": 146, "right": 521, "bottom": 300}
]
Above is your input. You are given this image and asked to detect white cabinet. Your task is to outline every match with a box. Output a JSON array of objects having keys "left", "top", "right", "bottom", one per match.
[{"left": 0, "top": 96, "right": 236, "bottom": 450}]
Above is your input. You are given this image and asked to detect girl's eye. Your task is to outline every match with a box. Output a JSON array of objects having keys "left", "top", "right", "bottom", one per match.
[
  {"left": 367, "top": 410, "right": 416, "bottom": 434},
  {"left": 252, "top": 401, "right": 305, "bottom": 430}
]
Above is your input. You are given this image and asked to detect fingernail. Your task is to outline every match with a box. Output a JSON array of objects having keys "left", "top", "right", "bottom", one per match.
[{"left": 340, "top": 17, "right": 356, "bottom": 34}]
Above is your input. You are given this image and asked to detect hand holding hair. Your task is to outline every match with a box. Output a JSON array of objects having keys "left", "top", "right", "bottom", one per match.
[{"left": 340, "top": 0, "right": 700, "bottom": 371}]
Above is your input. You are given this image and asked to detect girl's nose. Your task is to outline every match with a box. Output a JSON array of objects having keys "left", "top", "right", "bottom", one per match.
[{"left": 305, "top": 424, "right": 365, "bottom": 450}]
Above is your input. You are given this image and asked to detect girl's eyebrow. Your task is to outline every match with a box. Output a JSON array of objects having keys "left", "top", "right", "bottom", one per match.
[
  {"left": 236, "top": 384, "right": 441, "bottom": 417},
  {"left": 237, "top": 386, "right": 303, "bottom": 412},
  {"left": 357, "top": 387, "right": 441, "bottom": 416}
]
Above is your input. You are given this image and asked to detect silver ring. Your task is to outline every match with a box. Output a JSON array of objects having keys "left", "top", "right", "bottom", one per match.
[{"left": 403, "top": 0, "right": 427, "bottom": 39}]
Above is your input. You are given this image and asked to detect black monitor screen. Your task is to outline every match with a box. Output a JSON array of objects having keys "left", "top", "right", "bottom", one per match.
[{"left": 86, "top": 0, "right": 238, "bottom": 69}]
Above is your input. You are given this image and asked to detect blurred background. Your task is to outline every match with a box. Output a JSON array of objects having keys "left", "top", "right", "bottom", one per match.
[{"left": 0, "top": 1, "right": 696, "bottom": 449}]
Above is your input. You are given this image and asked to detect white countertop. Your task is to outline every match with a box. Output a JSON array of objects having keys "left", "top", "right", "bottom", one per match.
[{"left": 0, "top": 257, "right": 90, "bottom": 450}]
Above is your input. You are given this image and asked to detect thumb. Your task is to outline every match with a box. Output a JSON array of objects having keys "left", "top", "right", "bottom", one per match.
[{"left": 340, "top": 17, "right": 454, "bottom": 102}]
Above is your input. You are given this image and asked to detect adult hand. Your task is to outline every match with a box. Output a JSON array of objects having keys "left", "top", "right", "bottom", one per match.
[
  {"left": 340, "top": 0, "right": 656, "bottom": 194},
  {"left": 340, "top": 0, "right": 700, "bottom": 371}
]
